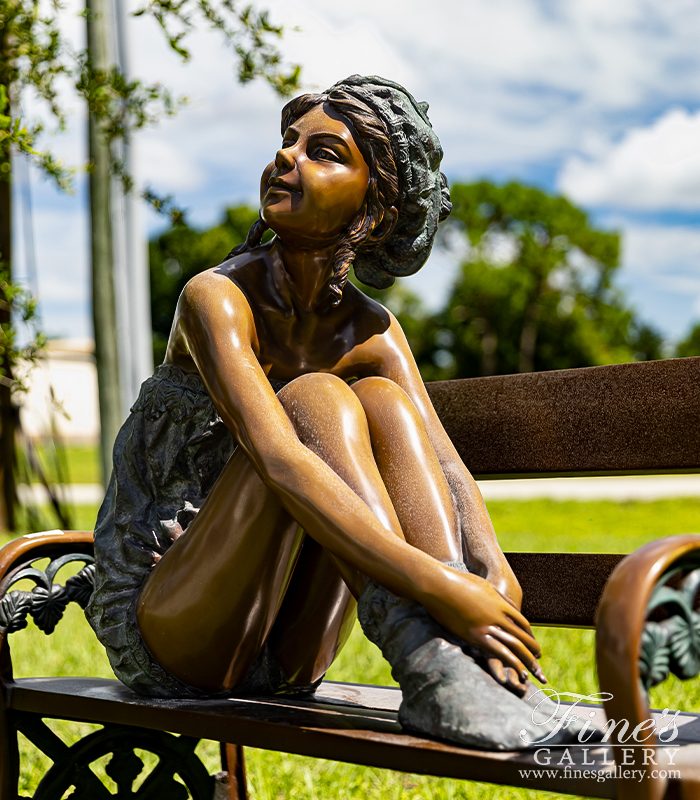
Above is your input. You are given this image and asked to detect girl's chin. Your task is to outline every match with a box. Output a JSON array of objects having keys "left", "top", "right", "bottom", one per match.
[
  {"left": 263, "top": 221, "right": 344, "bottom": 250},
  {"left": 261, "top": 199, "right": 300, "bottom": 226},
  {"left": 262, "top": 208, "right": 348, "bottom": 246},
  {"left": 261, "top": 204, "right": 307, "bottom": 231}
]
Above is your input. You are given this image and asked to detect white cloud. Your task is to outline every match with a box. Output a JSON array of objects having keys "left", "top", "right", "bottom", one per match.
[
  {"left": 612, "top": 221, "right": 700, "bottom": 339},
  {"left": 558, "top": 108, "right": 700, "bottom": 210},
  {"left": 121, "top": 0, "right": 700, "bottom": 192},
  {"left": 270, "top": 0, "right": 700, "bottom": 171},
  {"left": 136, "top": 134, "right": 205, "bottom": 193},
  {"left": 621, "top": 223, "right": 700, "bottom": 278}
]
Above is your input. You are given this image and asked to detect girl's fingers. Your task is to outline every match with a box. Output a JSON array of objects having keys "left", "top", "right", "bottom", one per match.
[
  {"left": 477, "top": 633, "right": 528, "bottom": 679},
  {"left": 487, "top": 656, "right": 528, "bottom": 697},
  {"left": 505, "top": 666, "right": 523, "bottom": 687},
  {"left": 487, "top": 657, "right": 506, "bottom": 685},
  {"left": 505, "top": 667, "right": 527, "bottom": 696},
  {"left": 504, "top": 605, "right": 535, "bottom": 637},
  {"left": 499, "top": 616, "right": 542, "bottom": 657},
  {"left": 490, "top": 627, "right": 548, "bottom": 683}
]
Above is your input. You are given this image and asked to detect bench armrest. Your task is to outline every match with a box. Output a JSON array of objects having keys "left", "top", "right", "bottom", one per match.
[
  {"left": 596, "top": 533, "right": 700, "bottom": 800},
  {"left": 0, "top": 532, "right": 95, "bottom": 685},
  {"left": 0, "top": 531, "right": 94, "bottom": 589}
]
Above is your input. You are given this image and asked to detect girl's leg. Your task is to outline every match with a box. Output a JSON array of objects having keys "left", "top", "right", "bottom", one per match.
[
  {"left": 351, "top": 376, "right": 461, "bottom": 562},
  {"left": 136, "top": 373, "right": 401, "bottom": 692},
  {"left": 343, "top": 378, "right": 572, "bottom": 748},
  {"left": 264, "top": 537, "right": 357, "bottom": 688},
  {"left": 262, "top": 376, "right": 464, "bottom": 687},
  {"left": 256, "top": 377, "right": 569, "bottom": 750}
]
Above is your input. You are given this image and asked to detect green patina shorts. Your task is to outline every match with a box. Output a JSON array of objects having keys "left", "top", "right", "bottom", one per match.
[{"left": 86, "top": 363, "right": 246, "bottom": 697}]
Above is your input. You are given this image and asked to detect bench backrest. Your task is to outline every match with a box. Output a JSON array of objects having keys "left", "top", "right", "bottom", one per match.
[
  {"left": 428, "top": 356, "right": 700, "bottom": 627},
  {"left": 427, "top": 356, "right": 700, "bottom": 478}
]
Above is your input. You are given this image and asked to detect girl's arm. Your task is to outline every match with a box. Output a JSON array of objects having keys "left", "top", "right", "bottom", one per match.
[
  {"left": 176, "top": 272, "right": 535, "bottom": 676},
  {"left": 367, "top": 310, "right": 523, "bottom": 609}
]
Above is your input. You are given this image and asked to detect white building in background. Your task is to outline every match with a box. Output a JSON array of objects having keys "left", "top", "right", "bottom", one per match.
[{"left": 19, "top": 338, "right": 100, "bottom": 444}]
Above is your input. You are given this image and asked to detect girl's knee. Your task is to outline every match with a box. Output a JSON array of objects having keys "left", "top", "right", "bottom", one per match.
[
  {"left": 352, "top": 376, "right": 416, "bottom": 420},
  {"left": 279, "top": 373, "right": 357, "bottom": 406},
  {"left": 278, "top": 373, "right": 366, "bottom": 431}
]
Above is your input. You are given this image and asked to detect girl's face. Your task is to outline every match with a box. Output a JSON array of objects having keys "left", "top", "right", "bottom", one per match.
[{"left": 260, "top": 103, "right": 370, "bottom": 247}]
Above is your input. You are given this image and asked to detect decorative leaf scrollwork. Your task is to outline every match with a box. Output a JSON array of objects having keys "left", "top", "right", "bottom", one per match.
[
  {"left": 30, "top": 586, "right": 70, "bottom": 635},
  {"left": 65, "top": 563, "right": 96, "bottom": 608},
  {"left": 0, "top": 591, "right": 34, "bottom": 634},
  {"left": 668, "top": 613, "right": 700, "bottom": 680},
  {"left": 639, "top": 564, "right": 700, "bottom": 692},
  {"left": 0, "top": 556, "right": 95, "bottom": 637},
  {"left": 640, "top": 621, "right": 670, "bottom": 689}
]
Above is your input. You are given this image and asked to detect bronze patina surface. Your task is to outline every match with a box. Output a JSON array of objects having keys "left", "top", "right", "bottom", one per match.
[{"left": 85, "top": 76, "right": 554, "bottom": 749}]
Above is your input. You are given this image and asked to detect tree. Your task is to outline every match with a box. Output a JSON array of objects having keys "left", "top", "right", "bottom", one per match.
[
  {"left": 413, "top": 182, "right": 663, "bottom": 381},
  {"left": 0, "top": 0, "right": 300, "bottom": 530},
  {"left": 676, "top": 323, "right": 700, "bottom": 358},
  {"left": 149, "top": 205, "right": 264, "bottom": 364}
]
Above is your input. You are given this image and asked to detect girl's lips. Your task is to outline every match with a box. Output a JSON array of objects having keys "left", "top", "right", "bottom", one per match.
[{"left": 268, "top": 177, "right": 301, "bottom": 194}]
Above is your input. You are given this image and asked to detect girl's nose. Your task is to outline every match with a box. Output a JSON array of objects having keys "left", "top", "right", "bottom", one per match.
[{"left": 275, "top": 145, "right": 295, "bottom": 170}]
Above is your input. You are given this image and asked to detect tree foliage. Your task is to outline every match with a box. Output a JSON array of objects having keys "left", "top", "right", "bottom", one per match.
[
  {"left": 409, "top": 182, "right": 664, "bottom": 381},
  {"left": 149, "top": 205, "right": 268, "bottom": 363},
  {"left": 676, "top": 323, "right": 700, "bottom": 358},
  {"left": 135, "top": 1, "right": 301, "bottom": 95},
  {"left": 1, "top": 0, "right": 300, "bottom": 214},
  {"left": 0, "top": 269, "right": 45, "bottom": 393}
]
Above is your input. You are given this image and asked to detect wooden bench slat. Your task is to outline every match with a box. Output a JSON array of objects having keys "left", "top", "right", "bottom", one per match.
[
  {"left": 427, "top": 357, "right": 700, "bottom": 477},
  {"left": 7, "top": 677, "right": 624, "bottom": 797},
  {"left": 10, "top": 677, "right": 700, "bottom": 797},
  {"left": 506, "top": 553, "right": 626, "bottom": 627}
]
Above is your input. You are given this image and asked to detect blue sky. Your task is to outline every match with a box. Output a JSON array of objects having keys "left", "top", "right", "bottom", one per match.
[{"left": 12, "top": 0, "right": 700, "bottom": 345}]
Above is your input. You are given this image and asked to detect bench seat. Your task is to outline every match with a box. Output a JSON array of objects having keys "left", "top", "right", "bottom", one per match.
[{"left": 8, "top": 677, "right": 700, "bottom": 799}]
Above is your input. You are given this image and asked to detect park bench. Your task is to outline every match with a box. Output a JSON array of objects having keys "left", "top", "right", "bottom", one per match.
[{"left": 2, "top": 356, "right": 700, "bottom": 800}]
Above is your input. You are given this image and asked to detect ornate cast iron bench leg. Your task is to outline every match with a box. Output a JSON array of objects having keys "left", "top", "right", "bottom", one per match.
[
  {"left": 16, "top": 715, "right": 213, "bottom": 799},
  {"left": 597, "top": 534, "right": 700, "bottom": 800},
  {"left": 0, "top": 533, "right": 248, "bottom": 799}
]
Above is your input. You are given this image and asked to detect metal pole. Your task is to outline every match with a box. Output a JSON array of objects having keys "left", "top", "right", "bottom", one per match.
[
  {"left": 0, "top": 29, "right": 17, "bottom": 530},
  {"left": 113, "top": 0, "right": 153, "bottom": 416},
  {"left": 86, "top": 0, "right": 122, "bottom": 489}
]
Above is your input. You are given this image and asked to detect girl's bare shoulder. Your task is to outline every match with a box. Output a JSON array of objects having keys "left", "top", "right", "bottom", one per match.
[
  {"left": 338, "top": 284, "right": 410, "bottom": 368},
  {"left": 180, "top": 258, "right": 255, "bottom": 315}
]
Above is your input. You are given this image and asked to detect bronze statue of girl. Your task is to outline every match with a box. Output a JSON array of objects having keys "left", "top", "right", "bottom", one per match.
[{"left": 87, "top": 75, "right": 579, "bottom": 750}]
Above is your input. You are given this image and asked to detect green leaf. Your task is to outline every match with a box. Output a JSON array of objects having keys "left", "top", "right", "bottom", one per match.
[
  {"left": 667, "top": 614, "right": 700, "bottom": 680},
  {"left": 639, "top": 621, "right": 670, "bottom": 690}
]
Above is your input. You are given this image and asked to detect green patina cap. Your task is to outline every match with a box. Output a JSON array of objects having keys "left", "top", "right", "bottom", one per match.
[{"left": 325, "top": 75, "right": 452, "bottom": 289}]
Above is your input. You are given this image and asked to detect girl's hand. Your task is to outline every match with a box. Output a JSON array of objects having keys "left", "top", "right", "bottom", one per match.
[
  {"left": 422, "top": 566, "right": 547, "bottom": 684},
  {"left": 484, "top": 583, "right": 546, "bottom": 693},
  {"left": 486, "top": 657, "right": 541, "bottom": 696}
]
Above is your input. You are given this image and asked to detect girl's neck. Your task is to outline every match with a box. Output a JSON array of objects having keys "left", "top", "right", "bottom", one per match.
[{"left": 269, "top": 237, "right": 338, "bottom": 314}]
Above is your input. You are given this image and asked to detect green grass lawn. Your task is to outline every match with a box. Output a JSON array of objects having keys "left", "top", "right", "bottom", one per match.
[
  {"left": 3, "top": 497, "right": 700, "bottom": 798},
  {"left": 23, "top": 442, "right": 101, "bottom": 485}
]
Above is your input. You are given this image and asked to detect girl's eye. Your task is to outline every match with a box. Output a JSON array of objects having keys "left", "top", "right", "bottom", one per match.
[{"left": 316, "top": 147, "right": 340, "bottom": 162}]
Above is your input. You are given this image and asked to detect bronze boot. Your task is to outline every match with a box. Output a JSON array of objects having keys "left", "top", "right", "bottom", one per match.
[{"left": 358, "top": 576, "right": 585, "bottom": 751}]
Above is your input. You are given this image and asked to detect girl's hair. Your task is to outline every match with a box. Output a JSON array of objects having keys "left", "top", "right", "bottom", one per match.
[{"left": 229, "top": 76, "right": 450, "bottom": 304}]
